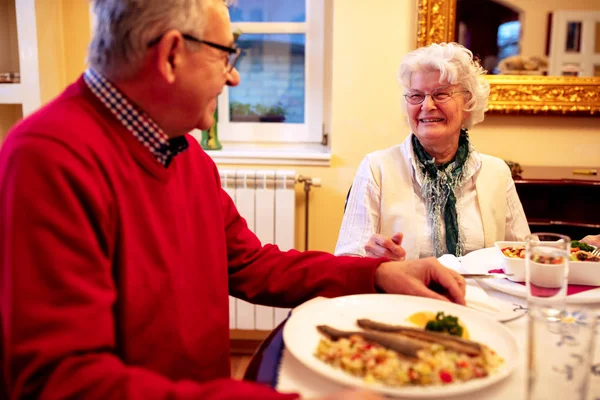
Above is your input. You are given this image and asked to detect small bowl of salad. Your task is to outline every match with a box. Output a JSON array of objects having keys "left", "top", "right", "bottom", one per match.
[{"left": 494, "top": 240, "right": 600, "bottom": 286}]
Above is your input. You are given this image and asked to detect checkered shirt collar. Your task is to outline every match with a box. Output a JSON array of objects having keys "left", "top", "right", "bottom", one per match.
[{"left": 83, "top": 68, "right": 188, "bottom": 167}]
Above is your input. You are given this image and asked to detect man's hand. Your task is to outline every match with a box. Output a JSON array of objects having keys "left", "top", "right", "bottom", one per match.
[
  {"left": 364, "top": 232, "right": 406, "bottom": 261},
  {"left": 315, "top": 389, "right": 385, "bottom": 399},
  {"left": 374, "top": 258, "right": 466, "bottom": 305},
  {"left": 581, "top": 234, "right": 600, "bottom": 248}
]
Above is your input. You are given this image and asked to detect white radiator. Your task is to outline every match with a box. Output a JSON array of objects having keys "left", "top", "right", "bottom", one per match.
[{"left": 219, "top": 168, "right": 296, "bottom": 330}]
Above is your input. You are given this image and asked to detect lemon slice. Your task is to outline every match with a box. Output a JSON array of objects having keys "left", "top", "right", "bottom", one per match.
[
  {"left": 406, "top": 311, "right": 470, "bottom": 339},
  {"left": 406, "top": 311, "right": 436, "bottom": 328}
]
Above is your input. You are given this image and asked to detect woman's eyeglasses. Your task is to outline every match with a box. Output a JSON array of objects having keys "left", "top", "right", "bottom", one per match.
[
  {"left": 148, "top": 33, "right": 242, "bottom": 72},
  {"left": 404, "top": 88, "right": 470, "bottom": 105}
]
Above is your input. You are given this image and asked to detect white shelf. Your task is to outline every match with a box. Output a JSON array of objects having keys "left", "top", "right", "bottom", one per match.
[{"left": 0, "top": 83, "right": 23, "bottom": 104}]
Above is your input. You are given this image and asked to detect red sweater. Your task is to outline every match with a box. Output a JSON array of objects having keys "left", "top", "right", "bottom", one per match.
[{"left": 0, "top": 77, "right": 383, "bottom": 399}]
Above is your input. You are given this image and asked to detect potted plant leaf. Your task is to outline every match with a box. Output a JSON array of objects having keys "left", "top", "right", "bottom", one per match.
[
  {"left": 230, "top": 101, "right": 259, "bottom": 122},
  {"left": 257, "top": 102, "right": 286, "bottom": 123}
]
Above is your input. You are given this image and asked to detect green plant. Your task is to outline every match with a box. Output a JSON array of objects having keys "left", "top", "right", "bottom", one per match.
[
  {"left": 230, "top": 101, "right": 286, "bottom": 118},
  {"left": 256, "top": 102, "right": 286, "bottom": 117},
  {"left": 233, "top": 29, "right": 242, "bottom": 42},
  {"left": 230, "top": 101, "right": 256, "bottom": 117}
]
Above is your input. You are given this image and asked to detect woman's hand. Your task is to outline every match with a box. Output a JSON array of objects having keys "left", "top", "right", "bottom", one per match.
[
  {"left": 581, "top": 234, "right": 600, "bottom": 248},
  {"left": 364, "top": 232, "right": 406, "bottom": 261},
  {"left": 374, "top": 257, "right": 467, "bottom": 305}
]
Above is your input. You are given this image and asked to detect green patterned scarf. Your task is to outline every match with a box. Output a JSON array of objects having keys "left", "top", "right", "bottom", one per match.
[{"left": 411, "top": 130, "right": 471, "bottom": 257}]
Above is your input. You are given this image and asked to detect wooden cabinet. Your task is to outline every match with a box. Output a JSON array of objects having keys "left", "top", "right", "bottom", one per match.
[{"left": 514, "top": 166, "right": 600, "bottom": 240}]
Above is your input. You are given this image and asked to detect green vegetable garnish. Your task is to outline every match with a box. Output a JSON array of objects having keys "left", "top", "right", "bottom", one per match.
[
  {"left": 425, "top": 311, "right": 463, "bottom": 337},
  {"left": 572, "top": 240, "right": 595, "bottom": 252}
]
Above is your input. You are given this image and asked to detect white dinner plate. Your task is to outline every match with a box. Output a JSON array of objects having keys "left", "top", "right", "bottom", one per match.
[
  {"left": 283, "top": 294, "right": 519, "bottom": 398},
  {"left": 459, "top": 247, "right": 600, "bottom": 304}
]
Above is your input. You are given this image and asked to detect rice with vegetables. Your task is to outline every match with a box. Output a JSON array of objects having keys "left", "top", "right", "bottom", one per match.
[{"left": 314, "top": 334, "right": 503, "bottom": 386}]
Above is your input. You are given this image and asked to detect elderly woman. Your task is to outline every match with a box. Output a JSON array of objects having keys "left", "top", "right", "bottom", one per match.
[{"left": 335, "top": 42, "right": 530, "bottom": 260}]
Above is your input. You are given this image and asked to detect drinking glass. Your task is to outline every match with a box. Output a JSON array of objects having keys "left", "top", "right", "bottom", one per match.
[
  {"left": 525, "top": 232, "right": 570, "bottom": 320},
  {"left": 526, "top": 233, "right": 596, "bottom": 400}
]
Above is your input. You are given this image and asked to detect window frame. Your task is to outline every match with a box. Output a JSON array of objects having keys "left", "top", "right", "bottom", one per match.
[{"left": 217, "top": 1, "right": 325, "bottom": 144}]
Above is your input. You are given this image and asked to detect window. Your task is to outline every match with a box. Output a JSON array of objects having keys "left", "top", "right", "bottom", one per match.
[
  {"left": 218, "top": 0, "right": 325, "bottom": 144},
  {"left": 495, "top": 21, "right": 520, "bottom": 74}
]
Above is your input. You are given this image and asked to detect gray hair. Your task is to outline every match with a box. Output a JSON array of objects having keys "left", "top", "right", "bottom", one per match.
[
  {"left": 88, "top": 0, "right": 230, "bottom": 80},
  {"left": 398, "top": 42, "right": 490, "bottom": 129}
]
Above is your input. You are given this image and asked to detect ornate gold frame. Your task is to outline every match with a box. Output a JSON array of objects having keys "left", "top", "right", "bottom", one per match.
[{"left": 417, "top": 0, "right": 600, "bottom": 116}]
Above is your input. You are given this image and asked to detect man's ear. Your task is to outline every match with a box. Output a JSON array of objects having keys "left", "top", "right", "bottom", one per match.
[{"left": 154, "top": 30, "right": 185, "bottom": 84}]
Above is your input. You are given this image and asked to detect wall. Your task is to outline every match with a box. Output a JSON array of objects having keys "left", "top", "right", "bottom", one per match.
[
  {"left": 35, "top": 0, "right": 90, "bottom": 103},
  {"left": 61, "top": 0, "right": 92, "bottom": 84},
  {"left": 37, "top": 0, "right": 600, "bottom": 254},
  {"left": 35, "top": 0, "right": 66, "bottom": 104},
  {"left": 471, "top": 115, "right": 600, "bottom": 166}
]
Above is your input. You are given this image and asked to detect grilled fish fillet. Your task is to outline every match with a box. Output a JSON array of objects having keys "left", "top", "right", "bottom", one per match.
[
  {"left": 356, "top": 318, "right": 482, "bottom": 357},
  {"left": 316, "top": 325, "right": 431, "bottom": 360}
]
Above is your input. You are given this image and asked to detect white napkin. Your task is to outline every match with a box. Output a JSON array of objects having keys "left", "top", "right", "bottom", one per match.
[
  {"left": 438, "top": 253, "right": 466, "bottom": 272},
  {"left": 438, "top": 254, "right": 524, "bottom": 321}
]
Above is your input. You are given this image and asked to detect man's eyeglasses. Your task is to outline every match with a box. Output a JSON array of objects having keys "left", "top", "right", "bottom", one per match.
[
  {"left": 148, "top": 33, "right": 242, "bottom": 72},
  {"left": 404, "top": 88, "right": 470, "bottom": 105}
]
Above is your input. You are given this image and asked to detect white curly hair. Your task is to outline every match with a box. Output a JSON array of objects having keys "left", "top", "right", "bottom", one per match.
[{"left": 398, "top": 42, "right": 490, "bottom": 129}]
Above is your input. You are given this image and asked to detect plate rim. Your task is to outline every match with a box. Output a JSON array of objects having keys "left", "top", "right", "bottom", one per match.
[{"left": 283, "top": 293, "right": 519, "bottom": 398}]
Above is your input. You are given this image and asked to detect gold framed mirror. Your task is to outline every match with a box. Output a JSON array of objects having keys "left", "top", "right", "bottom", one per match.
[{"left": 417, "top": 0, "right": 600, "bottom": 116}]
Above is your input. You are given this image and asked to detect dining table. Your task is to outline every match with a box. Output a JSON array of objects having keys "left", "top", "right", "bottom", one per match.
[{"left": 243, "top": 281, "right": 600, "bottom": 399}]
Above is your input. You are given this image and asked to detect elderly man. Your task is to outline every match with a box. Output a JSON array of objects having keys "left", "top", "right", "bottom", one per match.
[{"left": 0, "top": 0, "right": 466, "bottom": 399}]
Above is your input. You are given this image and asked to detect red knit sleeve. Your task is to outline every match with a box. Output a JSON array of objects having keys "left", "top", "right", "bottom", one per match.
[
  {"left": 0, "top": 134, "right": 297, "bottom": 400},
  {"left": 213, "top": 164, "right": 385, "bottom": 307}
]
